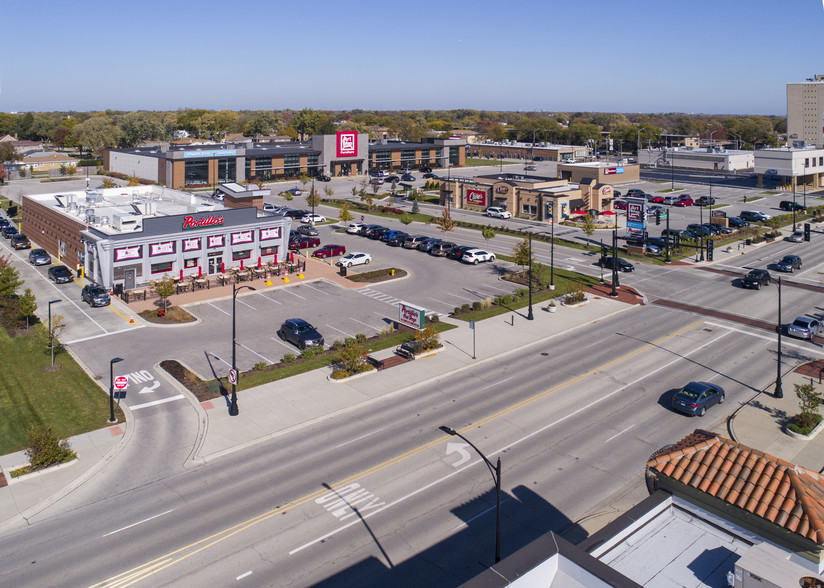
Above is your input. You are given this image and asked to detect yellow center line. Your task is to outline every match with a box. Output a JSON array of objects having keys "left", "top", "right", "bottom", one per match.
[{"left": 95, "top": 318, "right": 704, "bottom": 586}]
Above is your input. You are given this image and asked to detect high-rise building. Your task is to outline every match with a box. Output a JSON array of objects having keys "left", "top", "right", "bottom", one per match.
[{"left": 787, "top": 75, "right": 824, "bottom": 147}]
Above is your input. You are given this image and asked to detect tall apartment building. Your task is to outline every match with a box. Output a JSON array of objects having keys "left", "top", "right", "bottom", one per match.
[{"left": 787, "top": 74, "right": 824, "bottom": 147}]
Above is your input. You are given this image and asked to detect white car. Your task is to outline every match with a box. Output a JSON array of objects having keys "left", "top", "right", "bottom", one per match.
[
  {"left": 301, "top": 213, "right": 327, "bottom": 224},
  {"left": 562, "top": 158, "right": 576, "bottom": 163},
  {"left": 486, "top": 207, "right": 511, "bottom": 219},
  {"left": 462, "top": 249, "right": 496, "bottom": 264},
  {"left": 286, "top": 187, "right": 303, "bottom": 196},
  {"left": 346, "top": 223, "right": 365, "bottom": 234},
  {"left": 786, "top": 231, "right": 804, "bottom": 243},
  {"left": 337, "top": 252, "right": 372, "bottom": 267}
]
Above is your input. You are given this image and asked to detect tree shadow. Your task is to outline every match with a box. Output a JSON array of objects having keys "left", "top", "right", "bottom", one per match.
[
  {"left": 748, "top": 399, "right": 792, "bottom": 428},
  {"left": 203, "top": 351, "right": 229, "bottom": 407}
]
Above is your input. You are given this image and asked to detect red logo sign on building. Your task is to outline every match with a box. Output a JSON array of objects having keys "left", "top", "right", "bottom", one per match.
[
  {"left": 336, "top": 131, "right": 358, "bottom": 157},
  {"left": 466, "top": 189, "right": 487, "bottom": 206},
  {"left": 182, "top": 215, "right": 225, "bottom": 230}
]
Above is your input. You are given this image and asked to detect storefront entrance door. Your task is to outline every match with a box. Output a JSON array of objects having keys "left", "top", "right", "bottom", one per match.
[
  {"left": 124, "top": 269, "right": 135, "bottom": 290},
  {"left": 208, "top": 255, "right": 223, "bottom": 274}
]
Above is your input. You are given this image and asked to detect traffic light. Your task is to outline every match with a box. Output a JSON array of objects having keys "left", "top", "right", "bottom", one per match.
[
  {"left": 656, "top": 210, "right": 661, "bottom": 225},
  {"left": 706, "top": 238, "right": 714, "bottom": 261},
  {"left": 805, "top": 223, "right": 812, "bottom": 242}
]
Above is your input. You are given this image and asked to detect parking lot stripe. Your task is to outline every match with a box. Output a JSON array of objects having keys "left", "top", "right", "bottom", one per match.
[
  {"left": 207, "top": 302, "right": 231, "bottom": 316},
  {"left": 238, "top": 343, "right": 272, "bottom": 364},
  {"left": 236, "top": 298, "right": 256, "bottom": 311},
  {"left": 350, "top": 317, "right": 381, "bottom": 331},
  {"left": 271, "top": 336, "right": 294, "bottom": 350},
  {"left": 129, "top": 395, "right": 185, "bottom": 411},
  {"left": 446, "top": 292, "right": 475, "bottom": 302},
  {"left": 255, "top": 292, "right": 282, "bottom": 304},
  {"left": 427, "top": 297, "right": 453, "bottom": 307},
  {"left": 326, "top": 324, "right": 355, "bottom": 338},
  {"left": 281, "top": 288, "right": 306, "bottom": 299},
  {"left": 484, "top": 283, "right": 513, "bottom": 293},
  {"left": 301, "top": 283, "right": 329, "bottom": 295},
  {"left": 66, "top": 327, "right": 145, "bottom": 345}
]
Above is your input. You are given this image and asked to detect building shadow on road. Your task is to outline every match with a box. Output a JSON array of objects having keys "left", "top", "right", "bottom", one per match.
[{"left": 310, "top": 485, "right": 585, "bottom": 587}]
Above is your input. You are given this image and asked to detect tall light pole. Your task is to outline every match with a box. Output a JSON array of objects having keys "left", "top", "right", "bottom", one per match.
[
  {"left": 775, "top": 276, "right": 783, "bottom": 399},
  {"left": 48, "top": 299, "right": 61, "bottom": 367},
  {"left": 109, "top": 357, "right": 124, "bottom": 423},
  {"left": 549, "top": 204, "right": 555, "bottom": 291},
  {"left": 709, "top": 129, "right": 716, "bottom": 149},
  {"left": 439, "top": 426, "right": 502, "bottom": 563},
  {"left": 230, "top": 283, "right": 256, "bottom": 416},
  {"left": 792, "top": 183, "right": 798, "bottom": 232},
  {"left": 670, "top": 151, "right": 674, "bottom": 191},
  {"left": 527, "top": 232, "right": 534, "bottom": 320}
]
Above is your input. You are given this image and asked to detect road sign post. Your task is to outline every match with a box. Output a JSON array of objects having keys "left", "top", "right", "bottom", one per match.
[
  {"left": 469, "top": 320, "right": 476, "bottom": 359},
  {"left": 228, "top": 369, "right": 238, "bottom": 385}
]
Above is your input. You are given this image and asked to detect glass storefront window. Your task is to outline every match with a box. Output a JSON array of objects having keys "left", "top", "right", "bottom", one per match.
[
  {"left": 151, "top": 261, "right": 173, "bottom": 274},
  {"left": 217, "top": 158, "right": 235, "bottom": 183},
  {"left": 184, "top": 159, "right": 209, "bottom": 187},
  {"left": 284, "top": 154, "right": 300, "bottom": 178},
  {"left": 232, "top": 250, "right": 251, "bottom": 260},
  {"left": 254, "top": 156, "right": 272, "bottom": 181},
  {"left": 401, "top": 149, "right": 415, "bottom": 167}
]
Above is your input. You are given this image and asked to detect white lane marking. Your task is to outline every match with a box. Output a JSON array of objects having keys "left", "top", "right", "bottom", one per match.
[
  {"left": 255, "top": 291, "right": 282, "bottom": 304},
  {"left": 236, "top": 298, "right": 256, "bottom": 311},
  {"left": 302, "top": 283, "right": 328, "bottom": 295},
  {"left": 270, "top": 336, "right": 295, "bottom": 350},
  {"left": 703, "top": 321, "right": 824, "bottom": 355},
  {"left": 450, "top": 502, "right": 500, "bottom": 532},
  {"left": 484, "top": 283, "right": 514, "bottom": 293},
  {"left": 289, "top": 327, "right": 732, "bottom": 556},
  {"left": 350, "top": 317, "right": 381, "bottom": 331},
  {"left": 445, "top": 442, "right": 471, "bottom": 467},
  {"left": 480, "top": 377, "right": 512, "bottom": 391},
  {"left": 129, "top": 395, "right": 185, "bottom": 411},
  {"left": 139, "top": 381, "right": 161, "bottom": 394},
  {"left": 238, "top": 343, "right": 272, "bottom": 364},
  {"left": 446, "top": 292, "right": 475, "bottom": 302},
  {"left": 604, "top": 424, "right": 636, "bottom": 443},
  {"left": 208, "top": 302, "right": 231, "bottom": 316},
  {"left": 427, "top": 297, "right": 453, "bottom": 307},
  {"left": 236, "top": 571, "right": 252, "bottom": 581},
  {"left": 65, "top": 326, "right": 145, "bottom": 345},
  {"left": 102, "top": 509, "right": 174, "bottom": 537},
  {"left": 326, "top": 324, "right": 355, "bottom": 338},
  {"left": 333, "top": 429, "right": 383, "bottom": 449},
  {"left": 281, "top": 288, "right": 306, "bottom": 299}
]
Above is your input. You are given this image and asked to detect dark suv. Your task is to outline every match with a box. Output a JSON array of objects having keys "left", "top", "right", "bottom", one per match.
[
  {"left": 741, "top": 269, "right": 771, "bottom": 290},
  {"left": 779, "top": 201, "right": 806, "bottom": 212},
  {"left": 81, "top": 284, "right": 111, "bottom": 307},
  {"left": 694, "top": 196, "right": 715, "bottom": 206},
  {"left": 278, "top": 318, "right": 324, "bottom": 350},
  {"left": 598, "top": 256, "right": 634, "bottom": 272}
]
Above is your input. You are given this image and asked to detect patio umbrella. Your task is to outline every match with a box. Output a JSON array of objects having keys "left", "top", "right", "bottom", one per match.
[
  {"left": 240, "top": 259, "right": 244, "bottom": 270},
  {"left": 220, "top": 262, "right": 225, "bottom": 273},
  {"left": 198, "top": 266, "right": 202, "bottom": 277},
  {"left": 179, "top": 269, "right": 183, "bottom": 280},
  {"left": 289, "top": 250, "right": 294, "bottom": 263},
  {"left": 257, "top": 257, "right": 262, "bottom": 268},
  {"left": 572, "top": 209, "right": 588, "bottom": 215},
  {"left": 602, "top": 210, "right": 616, "bottom": 215}
]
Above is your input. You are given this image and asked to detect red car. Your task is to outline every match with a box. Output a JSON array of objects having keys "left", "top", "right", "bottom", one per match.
[
  {"left": 613, "top": 200, "right": 628, "bottom": 210},
  {"left": 289, "top": 236, "right": 320, "bottom": 250},
  {"left": 673, "top": 199, "right": 692, "bottom": 207},
  {"left": 312, "top": 244, "right": 345, "bottom": 258},
  {"left": 676, "top": 195, "right": 694, "bottom": 206},
  {"left": 648, "top": 195, "right": 665, "bottom": 204}
]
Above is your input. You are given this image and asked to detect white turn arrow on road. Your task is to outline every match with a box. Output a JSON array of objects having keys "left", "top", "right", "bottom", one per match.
[
  {"left": 445, "top": 442, "right": 472, "bottom": 467},
  {"left": 139, "top": 381, "right": 161, "bottom": 394}
]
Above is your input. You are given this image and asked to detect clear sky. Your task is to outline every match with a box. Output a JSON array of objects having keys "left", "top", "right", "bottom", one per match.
[{"left": 1, "top": 0, "right": 821, "bottom": 115}]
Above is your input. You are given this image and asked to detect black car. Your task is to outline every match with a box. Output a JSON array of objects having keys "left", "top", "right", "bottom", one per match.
[
  {"left": 447, "top": 245, "right": 474, "bottom": 261},
  {"left": 316, "top": 174, "right": 332, "bottom": 182},
  {"left": 2, "top": 225, "right": 18, "bottom": 238},
  {"left": 694, "top": 196, "right": 716, "bottom": 206},
  {"left": 741, "top": 269, "right": 771, "bottom": 290},
  {"left": 11, "top": 234, "right": 31, "bottom": 250},
  {"left": 419, "top": 165, "right": 433, "bottom": 173},
  {"left": 28, "top": 249, "right": 51, "bottom": 265},
  {"left": 423, "top": 173, "right": 438, "bottom": 179},
  {"left": 0, "top": 218, "right": 9, "bottom": 228},
  {"left": 776, "top": 255, "right": 802, "bottom": 272},
  {"left": 739, "top": 210, "right": 770, "bottom": 222},
  {"left": 385, "top": 175, "right": 401, "bottom": 184},
  {"left": 727, "top": 216, "right": 749, "bottom": 229},
  {"left": 779, "top": 200, "right": 806, "bottom": 212},
  {"left": 686, "top": 224, "right": 713, "bottom": 237},
  {"left": 48, "top": 265, "right": 74, "bottom": 284},
  {"left": 278, "top": 318, "right": 324, "bottom": 350},
  {"left": 385, "top": 232, "right": 409, "bottom": 246},
  {"left": 283, "top": 209, "right": 309, "bottom": 219},
  {"left": 81, "top": 284, "right": 111, "bottom": 307},
  {"left": 598, "top": 256, "right": 635, "bottom": 272},
  {"left": 362, "top": 225, "right": 386, "bottom": 238},
  {"left": 401, "top": 174, "right": 416, "bottom": 182},
  {"left": 368, "top": 227, "right": 392, "bottom": 240}
]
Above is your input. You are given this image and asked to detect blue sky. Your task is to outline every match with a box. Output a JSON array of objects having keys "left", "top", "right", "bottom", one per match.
[{"left": 1, "top": 0, "right": 821, "bottom": 115}]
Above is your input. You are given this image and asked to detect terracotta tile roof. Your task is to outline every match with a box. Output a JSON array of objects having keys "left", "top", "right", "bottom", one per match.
[{"left": 647, "top": 429, "right": 824, "bottom": 544}]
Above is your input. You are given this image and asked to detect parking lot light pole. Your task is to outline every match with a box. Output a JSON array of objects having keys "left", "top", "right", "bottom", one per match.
[
  {"left": 775, "top": 277, "right": 784, "bottom": 399},
  {"left": 230, "top": 283, "right": 256, "bottom": 416},
  {"left": 439, "top": 426, "right": 501, "bottom": 563},
  {"left": 549, "top": 211, "right": 555, "bottom": 290},
  {"left": 792, "top": 184, "right": 797, "bottom": 232},
  {"left": 527, "top": 232, "right": 534, "bottom": 320},
  {"left": 109, "top": 357, "right": 124, "bottom": 423},
  {"left": 610, "top": 227, "right": 619, "bottom": 297},
  {"left": 48, "top": 299, "right": 61, "bottom": 367}
]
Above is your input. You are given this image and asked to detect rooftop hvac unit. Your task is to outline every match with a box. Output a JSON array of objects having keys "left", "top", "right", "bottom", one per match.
[
  {"left": 85, "top": 209, "right": 95, "bottom": 224},
  {"left": 100, "top": 216, "right": 110, "bottom": 226},
  {"left": 66, "top": 202, "right": 77, "bottom": 212},
  {"left": 86, "top": 191, "right": 103, "bottom": 203}
]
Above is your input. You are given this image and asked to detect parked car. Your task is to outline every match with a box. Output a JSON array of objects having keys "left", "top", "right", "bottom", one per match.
[
  {"left": 370, "top": 177, "right": 385, "bottom": 185},
  {"left": 28, "top": 249, "right": 51, "bottom": 265},
  {"left": 694, "top": 196, "right": 715, "bottom": 206},
  {"left": 2, "top": 225, "right": 18, "bottom": 238},
  {"left": 739, "top": 210, "right": 770, "bottom": 222},
  {"left": 401, "top": 174, "right": 416, "bottom": 181},
  {"left": 661, "top": 228, "right": 689, "bottom": 240},
  {"left": 787, "top": 316, "right": 823, "bottom": 340},
  {"left": 312, "top": 244, "right": 345, "bottom": 258},
  {"left": 786, "top": 231, "right": 805, "bottom": 243},
  {"left": 661, "top": 196, "right": 679, "bottom": 206},
  {"left": 648, "top": 195, "right": 665, "bottom": 204},
  {"left": 779, "top": 201, "right": 806, "bottom": 212},
  {"left": 385, "top": 175, "right": 400, "bottom": 184},
  {"left": 702, "top": 223, "right": 728, "bottom": 235},
  {"left": 301, "top": 213, "right": 326, "bottom": 224},
  {"left": 289, "top": 236, "right": 320, "bottom": 250},
  {"left": 278, "top": 318, "right": 324, "bottom": 350},
  {"left": 423, "top": 173, "right": 438, "bottom": 179},
  {"left": 447, "top": 245, "right": 474, "bottom": 261},
  {"left": 337, "top": 252, "right": 371, "bottom": 267},
  {"left": 81, "top": 284, "right": 111, "bottom": 307},
  {"left": 368, "top": 227, "right": 391, "bottom": 240},
  {"left": 647, "top": 205, "right": 667, "bottom": 218},
  {"left": 686, "top": 224, "right": 713, "bottom": 237},
  {"left": 11, "top": 234, "right": 31, "bottom": 250},
  {"left": 727, "top": 216, "right": 750, "bottom": 229},
  {"left": 418, "top": 238, "right": 442, "bottom": 252},
  {"left": 598, "top": 256, "right": 635, "bottom": 272},
  {"left": 419, "top": 165, "right": 433, "bottom": 173},
  {"left": 361, "top": 224, "right": 385, "bottom": 237},
  {"left": 486, "top": 207, "right": 511, "bottom": 219},
  {"left": 286, "top": 187, "right": 303, "bottom": 196},
  {"left": 677, "top": 194, "right": 694, "bottom": 205},
  {"left": 741, "top": 269, "right": 771, "bottom": 289},
  {"left": 316, "top": 174, "right": 332, "bottom": 182},
  {"left": 626, "top": 189, "right": 646, "bottom": 198},
  {"left": 673, "top": 197, "right": 692, "bottom": 207},
  {"left": 671, "top": 381, "right": 725, "bottom": 417},
  {"left": 626, "top": 240, "right": 661, "bottom": 255},
  {"left": 429, "top": 242, "right": 456, "bottom": 256},
  {"left": 0, "top": 218, "right": 9, "bottom": 228},
  {"left": 283, "top": 209, "right": 309, "bottom": 219},
  {"left": 346, "top": 223, "right": 365, "bottom": 235},
  {"left": 297, "top": 224, "right": 319, "bottom": 236},
  {"left": 613, "top": 200, "right": 628, "bottom": 210},
  {"left": 384, "top": 231, "right": 409, "bottom": 246},
  {"left": 403, "top": 235, "right": 429, "bottom": 249},
  {"left": 462, "top": 249, "right": 496, "bottom": 264},
  {"left": 48, "top": 265, "right": 74, "bottom": 284}
]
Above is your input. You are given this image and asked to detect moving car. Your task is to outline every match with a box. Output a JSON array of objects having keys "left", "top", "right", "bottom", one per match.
[
  {"left": 776, "top": 255, "right": 802, "bottom": 272},
  {"left": 423, "top": 173, "right": 438, "bottom": 179},
  {"left": 346, "top": 223, "right": 365, "bottom": 235},
  {"left": 779, "top": 201, "right": 806, "bottom": 211},
  {"left": 316, "top": 174, "right": 332, "bottom": 182},
  {"left": 739, "top": 210, "right": 770, "bottom": 222},
  {"left": 81, "top": 284, "right": 111, "bottom": 307},
  {"left": 525, "top": 165, "right": 537, "bottom": 171},
  {"left": 741, "top": 269, "right": 771, "bottom": 289},
  {"left": 401, "top": 174, "right": 416, "bottom": 181},
  {"left": 787, "top": 317, "right": 823, "bottom": 340},
  {"left": 461, "top": 249, "right": 496, "bottom": 264},
  {"left": 786, "top": 231, "right": 804, "bottom": 243},
  {"left": 301, "top": 213, "right": 326, "bottom": 224},
  {"left": 289, "top": 236, "right": 320, "bottom": 250},
  {"left": 286, "top": 187, "right": 303, "bottom": 196},
  {"left": 486, "top": 207, "right": 511, "bottom": 219},
  {"left": 598, "top": 256, "right": 635, "bottom": 272},
  {"left": 278, "top": 318, "right": 324, "bottom": 350},
  {"left": 671, "top": 381, "right": 725, "bottom": 417},
  {"left": 312, "top": 244, "right": 345, "bottom": 258},
  {"left": 48, "top": 265, "right": 74, "bottom": 284},
  {"left": 11, "top": 234, "right": 31, "bottom": 250},
  {"left": 337, "top": 252, "right": 371, "bottom": 267},
  {"left": 297, "top": 224, "right": 319, "bottom": 236},
  {"left": 28, "top": 249, "right": 51, "bottom": 265}
]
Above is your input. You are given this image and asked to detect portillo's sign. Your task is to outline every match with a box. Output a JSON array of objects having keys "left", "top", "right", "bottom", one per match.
[{"left": 182, "top": 215, "right": 225, "bottom": 230}]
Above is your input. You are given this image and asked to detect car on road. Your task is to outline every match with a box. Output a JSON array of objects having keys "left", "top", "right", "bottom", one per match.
[
  {"left": 297, "top": 224, "right": 319, "bottom": 236},
  {"left": 312, "top": 244, "right": 345, "bottom": 258},
  {"left": 418, "top": 238, "right": 442, "bottom": 252},
  {"left": 741, "top": 269, "right": 771, "bottom": 289},
  {"left": 28, "top": 249, "right": 51, "bottom": 265},
  {"left": 81, "top": 284, "right": 111, "bottom": 307},
  {"left": 694, "top": 196, "right": 715, "bottom": 206},
  {"left": 403, "top": 235, "right": 429, "bottom": 249},
  {"left": 598, "top": 256, "right": 635, "bottom": 272},
  {"left": 301, "top": 213, "right": 326, "bottom": 224},
  {"left": 727, "top": 216, "right": 749, "bottom": 229},
  {"left": 561, "top": 158, "right": 575, "bottom": 163},
  {"left": 780, "top": 201, "right": 806, "bottom": 212},
  {"left": 429, "top": 242, "right": 456, "bottom": 256},
  {"left": 739, "top": 210, "right": 770, "bottom": 222},
  {"left": 787, "top": 316, "right": 823, "bottom": 340},
  {"left": 423, "top": 173, "right": 438, "bottom": 179},
  {"left": 401, "top": 174, "right": 416, "bottom": 182},
  {"left": 316, "top": 174, "right": 332, "bottom": 182},
  {"left": 48, "top": 265, "right": 74, "bottom": 284},
  {"left": 337, "top": 252, "right": 371, "bottom": 267},
  {"left": 278, "top": 318, "right": 324, "bottom": 350},
  {"left": 11, "top": 234, "right": 31, "bottom": 250},
  {"left": 786, "top": 231, "right": 805, "bottom": 243},
  {"left": 486, "top": 207, "right": 511, "bottom": 219},
  {"left": 286, "top": 187, "right": 303, "bottom": 197},
  {"left": 370, "top": 177, "right": 385, "bottom": 185},
  {"left": 462, "top": 249, "right": 496, "bottom": 264},
  {"left": 289, "top": 236, "right": 320, "bottom": 250},
  {"left": 525, "top": 165, "right": 537, "bottom": 171},
  {"left": 346, "top": 223, "right": 365, "bottom": 235},
  {"left": 2, "top": 225, "right": 18, "bottom": 238},
  {"left": 671, "top": 381, "right": 725, "bottom": 417}
]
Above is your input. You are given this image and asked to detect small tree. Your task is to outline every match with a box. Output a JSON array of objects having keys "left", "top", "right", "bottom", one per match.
[
  {"left": 18, "top": 288, "right": 37, "bottom": 329},
  {"left": 796, "top": 382, "right": 821, "bottom": 423},
  {"left": 59, "top": 163, "right": 67, "bottom": 176},
  {"left": 153, "top": 276, "right": 175, "bottom": 314},
  {"left": 25, "top": 426, "right": 76, "bottom": 470},
  {"left": 339, "top": 202, "right": 353, "bottom": 226},
  {"left": 391, "top": 179, "right": 398, "bottom": 193},
  {"left": 370, "top": 181, "right": 381, "bottom": 197},
  {"left": 66, "top": 164, "right": 77, "bottom": 176},
  {"left": 101, "top": 177, "right": 117, "bottom": 188},
  {"left": 414, "top": 326, "right": 440, "bottom": 351},
  {"left": 299, "top": 172, "right": 310, "bottom": 188},
  {"left": 305, "top": 188, "right": 321, "bottom": 210},
  {"left": 335, "top": 338, "right": 368, "bottom": 374},
  {"left": 351, "top": 185, "right": 358, "bottom": 199},
  {"left": 399, "top": 213, "right": 413, "bottom": 225},
  {"left": 412, "top": 199, "right": 420, "bottom": 214},
  {"left": 434, "top": 206, "right": 455, "bottom": 232},
  {"left": 582, "top": 214, "right": 595, "bottom": 246},
  {"left": 482, "top": 226, "right": 496, "bottom": 241},
  {"left": 323, "top": 184, "right": 334, "bottom": 197},
  {"left": 512, "top": 237, "right": 532, "bottom": 269},
  {"left": 0, "top": 263, "right": 23, "bottom": 298},
  {"left": 49, "top": 313, "right": 66, "bottom": 356}
]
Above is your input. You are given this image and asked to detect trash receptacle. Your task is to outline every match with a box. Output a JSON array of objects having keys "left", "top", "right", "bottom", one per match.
[
  {"left": 339, "top": 265, "right": 347, "bottom": 277},
  {"left": 745, "top": 238, "right": 752, "bottom": 246}
]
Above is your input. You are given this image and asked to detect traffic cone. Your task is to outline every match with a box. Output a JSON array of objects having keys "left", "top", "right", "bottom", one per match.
[
  {"left": 129, "top": 315, "right": 135, "bottom": 323},
  {"left": 283, "top": 275, "right": 290, "bottom": 283},
  {"left": 265, "top": 279, "right": 272, "bottom": 286},
  {"left": 298, "top": 272, "right": 305, "bottom": 279}
]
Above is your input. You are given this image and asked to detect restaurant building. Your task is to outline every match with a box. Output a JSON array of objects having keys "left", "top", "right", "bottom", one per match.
[{"left": 22, "top": 185, "right": 291, "bottom": 291}]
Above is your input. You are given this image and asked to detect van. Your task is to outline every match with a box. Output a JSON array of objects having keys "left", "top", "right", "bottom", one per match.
[
  {"left": 403, "top": 235, "right": 428, "bottom": 249},
  {"left": 662, "top": 196, "right": 679, "bottom": 206},
  {"left": 429, "top": 242, "right": 456, "bottom": 256}
]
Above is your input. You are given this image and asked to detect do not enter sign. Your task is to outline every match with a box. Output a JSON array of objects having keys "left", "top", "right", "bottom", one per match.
[{"left": 114, "top": 376, "right": 128, "bottom": 390}]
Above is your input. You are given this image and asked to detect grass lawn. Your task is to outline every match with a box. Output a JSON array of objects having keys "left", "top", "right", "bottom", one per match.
[
  {"left": 708, "top": 204, "right": 730, "bottom": 209},
  {"left": 746, "top": 196, "right": 765, "bottom": 201},
  {"left": 761, "top": 191, "right": 781, "bottom": 195},
  {"left": 656, "top": 188, "right": 684, "bottom": 193},
  {"left": 465, "top": 158, "right": 508, "bottom": 167},
  {"left": 0, "top": 326, "right": 123, "bottom": 455}
]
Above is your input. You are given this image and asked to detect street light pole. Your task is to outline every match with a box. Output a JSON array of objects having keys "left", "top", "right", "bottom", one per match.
[
  {"left": 527, "top": 232, "right": 534, "bottom": 320},
  {"left": 48, "top": 299, "right": 61, "bottom": 367},
  {"left": 230, "top": 282, "right": 256, "bottom": 416},
  {"left": 775, "top": 276, "right": 784, "bottom": 399},
  {"left": 665, "top": 213, "right": 671, "bottom": 263},
  {"left": 109, "top": 357, "right": 124, "bottom": 423},
  {"left": 439, "top": 426, "right": 502, "bottom": 563},
  {"left": 610, "top": 227, "right": 619, "bottom": 296},
  {"left": 792, "top": 183, "right": 797, "bottom": 232},
  {"left": 549, "top": 209, "right": 555, "bottom": 291}
]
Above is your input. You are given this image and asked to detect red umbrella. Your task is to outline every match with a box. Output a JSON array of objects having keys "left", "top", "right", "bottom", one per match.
[
  {"left": 221, "top": 262, "right": 225, "bottom": 273},
  {"left": 179, "top": 269, "right": 183, "bottom": 280},
  {"left": 572, "top": 209, "right": 588, "bottom": 215},
  {"left": 289, "top": 250, "right": 294, "bottom": 263},
  {"left": 240, "top": 259, "right": 244, "bottom": 270},
  {"left": 602, "top": 210, "right": 616, "bottom": 215},
  {"left": 257, "top": 256, "right": 262, "bottom": 268},
  {"left": 198, "top": 265, "right": 202, "bottom": 277}
]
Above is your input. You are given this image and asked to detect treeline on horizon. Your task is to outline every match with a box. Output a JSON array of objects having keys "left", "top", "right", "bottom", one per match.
[{"left": 0, "top": 108, "right": 787, "bottom": 155}]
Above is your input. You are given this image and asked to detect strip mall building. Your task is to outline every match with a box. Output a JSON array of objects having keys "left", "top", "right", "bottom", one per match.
[{"left": 104, "top": 133, "right": 466, "bottom": 189}]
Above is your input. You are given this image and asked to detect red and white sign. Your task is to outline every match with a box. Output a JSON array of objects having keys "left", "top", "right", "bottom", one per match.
[
  {"left": 259, "top": 227, "right": 280, "bottom": 241},
  {"left": 182, "top": 237, "right": 201, "bottom": 252},
  {"left": 398, "top": 302, "right": 425, "bottom": 330},
  {"left": 114, "top": 246, "right": 141, "bottom": 262},
  {"left": 114, "top": 375, "right": 128, "bottom": 390},
  {"left": 149, "top": 241, "right": 175, "bottom": 256},
  {"left": 495, "top": 186, "right": 509, "bottom": 194},
  {"left": 182, "top": 215, "right": 225, "bottom": 230},
  {"left": 336, "top": 131, "right": 358, "bottom": 157},
  {"left": 231, "top": 231, "right": 254, "bottom": 245},
  {"left": 207, "top": 235, "right": 225, "bottom": 248},
  {"left": 604, "top": 168, "right": 618, "bottom": 175},
  {"left": 466, "top": 189, "right": 487, "bottom": 206},
  {"left": 228, "top": 369, "right": 238, "bottom": 385}
]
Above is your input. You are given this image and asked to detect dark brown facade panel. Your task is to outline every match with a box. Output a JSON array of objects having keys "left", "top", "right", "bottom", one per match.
[{"left": 22, "top": 197, "right": 87, "bottom": 268}]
